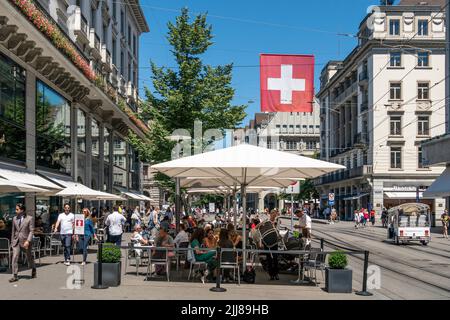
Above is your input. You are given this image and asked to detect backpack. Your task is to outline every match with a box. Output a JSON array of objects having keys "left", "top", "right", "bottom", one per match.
[
  {"left": 259, "top": 221, "right": 279, "bottom": 249},
  {"left": 243, "top": 266, "right": 256, "bottom": 284}
]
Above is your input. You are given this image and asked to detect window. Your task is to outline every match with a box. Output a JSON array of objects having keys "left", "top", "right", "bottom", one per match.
[
  {"left": 103, "top": 24, "right": 108, "bottom": 45},
  {"left": 77, "top": 109, "right": 86, "bottom": 152},
  {"left": 91, "top": 118, "right": 100, "bottom": 158},
  {"left": 133, "top": 34, "right": 137, "bottom": 56},
  {"left": 389, "top": 19, "right": 400, "bottom": 35},
  {"left": 282, "top": 125, "right": 287, "bottom": 133},
  {"left": 418, "top": 19, "right": 429, "bottom": 36},
  {"left": 120, "top": 52, "right": 124, "bottom": 75},
  {"left": 104, "top": 128, "right": 110, "bottom": 162},
  {"left": 418, "top": 146, "right": 427, "bottom": 168},
  {"left": 91, "top": 8, "right": 96, "bottom": 29},
  {"left": 302, "top": 125, "right": 307, "bottom": 133},
  {"left": 36, "top": 81, "right": 71, "bottom": 174},
  {"left": 309, "top": 125, "right": 314, "bottom": 132},
  {"left": 286, "top": 141, "right": 297, "bottom": 150},
  {"left": 390, "top": 116, "right": 402, "bottom": 136},
  {"left": 390, "top": 82, "right": 402, "bottom": 100},
  {"left": 418, "top": 116, "right": 430, "bottom": 136},
  {"left": 390, "top": 147, "right": 402, "bottom": 169},
  {"left": 112, "top": 38, "right": 117, "bottom": 65},
  {"left": 417, "top": 82, "right": 430, "bottom": 100},
  {"left": 128, "top": 26, "right": 131, "bottom": 46},
  {"left": 113, "top": 135, "right": 127, "bottom": 187},
  {"left": 276, "top": 125, "right": 281, "bottom": 133},
  {"left": 417, "top": 52, "right": 430, "bottom": 67},
  {"left": 390, "top": 52, "right": 401, "bottom": 67},
  {"left": 120, "top": 11, "right": 124, "bottom": 34},
  {"left": 112, "top": 2, "right": 116, "bottom": 21},
  {"left": 0, "top": 52, "right": 26, "bottom": 162},
  {"left": 289, "top": 125, "right": 294, "bottom": 133},
  {"left": 296, "top": 125, "right": 301, "bottom": 132}
]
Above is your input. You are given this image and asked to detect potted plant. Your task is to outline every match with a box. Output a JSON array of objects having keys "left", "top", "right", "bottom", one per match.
[
  {"left": 94, "top": 243, "right": 122, "bottom": 287},
  {"left": 325, "top": 251, "right": 352, "bottom": 293}
]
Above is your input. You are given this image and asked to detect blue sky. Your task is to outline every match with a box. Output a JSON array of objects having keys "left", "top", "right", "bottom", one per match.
[{"left": 138, "top": 0, "right": 379, "bottom": 126}]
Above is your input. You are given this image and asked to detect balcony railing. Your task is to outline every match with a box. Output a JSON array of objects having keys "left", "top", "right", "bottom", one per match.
[
  {"left": 89, "top": 29, "right": 101, "bottom": 59},
  {"left": 101, "top": 45, "right": 112, "bottom": 72},
  {"left": 317, "top": 165, "right": 373, "bottom": 185}
]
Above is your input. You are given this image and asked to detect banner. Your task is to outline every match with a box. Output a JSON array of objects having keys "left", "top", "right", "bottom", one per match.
[
  {"left": 260, "top": 54, "right": 314, "bottom": 112},
  {"left": 74, "top": 214, "right": 85, "bottom": 235}
]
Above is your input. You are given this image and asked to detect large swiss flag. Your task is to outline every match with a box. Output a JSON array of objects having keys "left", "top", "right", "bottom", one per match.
[{"left": 260, "top": 54, "right": 315, "bottom": 112}]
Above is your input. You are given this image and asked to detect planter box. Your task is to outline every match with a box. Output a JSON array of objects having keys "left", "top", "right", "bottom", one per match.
[
  {"left": 325, "top": 268, "right": 352, "bottom": 293},
  {"left": 94, "top": 262, "right": 121, "bottom": 287}
]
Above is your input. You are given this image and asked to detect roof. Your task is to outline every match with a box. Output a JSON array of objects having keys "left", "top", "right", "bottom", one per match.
[
  {"left": 128, "top": 0, "right": 150, "bottom": 33},
  {"left": 398, "top": 0, "right": 447, "bottom": 6}
]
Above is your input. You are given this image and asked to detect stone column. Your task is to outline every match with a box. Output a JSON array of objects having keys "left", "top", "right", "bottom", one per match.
[
  {"left": 85, "top": 113, "right": 92, "bottom": 188},
  {"left": 71, "top": 104, "right": 78, "bottom": 182},
  {"left": 25, "top": 71, "right": 36, "bottom": 217}
]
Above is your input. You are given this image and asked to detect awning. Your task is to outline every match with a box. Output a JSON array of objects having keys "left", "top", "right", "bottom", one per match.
[
  {"left": 343, "top": 193, "right": 369, "bottom": 201},
  {"left": 123, "top": 191, "right": 151, "bottom": 201},
  {"left": 0, "top": 168, "right": 61, "bottom": 190},
  {"left": 423, "top": 167, "right": 450, "bottom": 198},
  {"left": 384, "top": 192, "right": 424, "bottom": 199}
]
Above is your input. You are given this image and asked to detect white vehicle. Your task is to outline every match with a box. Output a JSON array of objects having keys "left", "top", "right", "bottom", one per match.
[{"left": 387, "top": 203, "right": 431, "bottom": 246}]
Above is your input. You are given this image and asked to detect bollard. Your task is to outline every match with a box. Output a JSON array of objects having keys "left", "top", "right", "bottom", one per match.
[
  {"left": 210, "top": 246, "right": 226, "bottom": 292},
  {"left": 91, "top": 241, "right": 109, "bottom": 289},
  {"left": 355, "top": 250, "right": 373, "bottom": 296}
]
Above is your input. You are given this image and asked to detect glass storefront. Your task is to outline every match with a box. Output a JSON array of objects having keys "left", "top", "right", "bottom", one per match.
[
  {"left": 36, "top": 80, "right": 71, "bottom": 174},
  {"left": 113, "top": 135, "right": 127, "bottom": 188},
  {"left": 0, "top": 53, "right": 26, "bottom": 163}
]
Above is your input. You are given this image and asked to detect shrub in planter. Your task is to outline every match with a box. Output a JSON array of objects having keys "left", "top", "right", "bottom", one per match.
[
  {"left": 325, "top": 251, "right": 352, "bottom": 293},
  {"left": 94, "top": 244, "right": 122, "bottom": 287}
]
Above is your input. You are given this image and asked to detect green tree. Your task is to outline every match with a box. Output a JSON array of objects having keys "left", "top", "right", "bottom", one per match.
[{"left": 129, "top": 8, "right": 246, "bottom": 192}]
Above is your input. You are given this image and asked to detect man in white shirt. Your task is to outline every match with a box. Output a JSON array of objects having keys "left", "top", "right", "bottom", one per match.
[
  {"left": 53, "top": 203, "right": 74, "bottom": 266},
  {"left": 105, "top": 206, "right": 126, "bottom": 246},
  {"left": 294, "top": 209, "right": 312, "bottom": 243}
]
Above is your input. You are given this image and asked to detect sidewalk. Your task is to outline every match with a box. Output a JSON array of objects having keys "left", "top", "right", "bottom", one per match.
[{"left": 0, "top": 247, "right": 384, "bottom": 300}]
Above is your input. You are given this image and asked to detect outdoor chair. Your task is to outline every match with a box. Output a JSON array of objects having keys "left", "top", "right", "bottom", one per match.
[
  {"left": 0, "top": 238, "right": 11, "bottom": 270},
  {"left": 45, "top": 233, "right": 62, "bottom": 256},
  {"left": 187, "top": 248, "right": 208, "bottom": 282},
  {"left": 146, "top": 247, "right": 171, "bottom": 282},
  {"left": 304, "top": 248, "right": 327, "bottom": 286},
  {"left": 125, "top": 243, "right": 149, "bottom": 276},
  {"left": 219, "top": 248, "right": 240, "bottom": 285},
  {"left": 21, "top": 237, "right": 41, "bottom": 266},
  {"left": 175, "top": 242, "right": 189, "bottom": 272}
]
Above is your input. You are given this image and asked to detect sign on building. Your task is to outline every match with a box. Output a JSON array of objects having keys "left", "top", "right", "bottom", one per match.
[{"left": 285, "top": 181, "right": 301, "bottom": 194}]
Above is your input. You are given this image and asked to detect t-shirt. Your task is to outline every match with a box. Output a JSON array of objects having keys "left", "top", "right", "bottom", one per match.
[
  {"left": 105, "top": 211, "right": 126, "bottom": 236},
  {"left": 57, "top": 212, "right": 74, "bottom": 235},
  {"left": 299, "top": 214, "right": 312, "bottom": 229},
  {"left": 174, "top": 230, "right": 189, "bottom": 246}
]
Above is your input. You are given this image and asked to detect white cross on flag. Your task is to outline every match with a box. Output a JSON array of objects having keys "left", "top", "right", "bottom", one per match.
[{"left": 260, "top": 54, "right": 314, "bottom": 112}]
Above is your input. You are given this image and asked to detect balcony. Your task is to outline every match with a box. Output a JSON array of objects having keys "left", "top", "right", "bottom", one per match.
[
  {"left": 69, "top": 7, "right": 89, "bottom": 45},
  {"left": 126, "top": 82, "right": 137, "bottom": 102},
  {"left": 101, "top": 45, "right": 112, "bottom": 72},
  {"left": 334, "top": 82, "right": 358, "bottom": 106},
  {"left": 111, "top": 64, "right": 119, "bottom": 87},
  {"left": 89, "top": 30, "right": 101, "bottom": 59},
  {"left": 354, "top": 132, "right": 368, "bottom": 148},
  {"left": 317, "top": 165, "right": 373, "bottom": 185}
]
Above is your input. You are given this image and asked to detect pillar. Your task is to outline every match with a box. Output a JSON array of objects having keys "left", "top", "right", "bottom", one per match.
[{"left": 25, "top": 70, "right": 36, "bottom": 217}]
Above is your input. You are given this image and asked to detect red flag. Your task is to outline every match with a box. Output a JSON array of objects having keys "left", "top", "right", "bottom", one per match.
[{"left": 260, "top": 54, "right": 315, "bottom": 112}]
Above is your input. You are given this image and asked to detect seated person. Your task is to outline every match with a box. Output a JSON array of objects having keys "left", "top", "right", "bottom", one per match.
[
  {"left": 174, "top": 223, "right": 189, "bottom": 247},
  {"left": 218, "top": 228, "right": 236, "bottom": 283},
  {"left": 33, "top": 217, "right": 46, "bottom": 244},
  {"left": 152, "top": 222, "right": 174, "bottom": 275},
  {"left": 130, "top": 225, "right": 149, "bottom": 257},
  {"left": 203, "top": 228, "right": 218, "bottom": 249},
  {"left": 190, "top": 228, "right": 217, "bottom": 281},
  {"left": 0, "top": 218, "right": 11, "bottom": 240}
]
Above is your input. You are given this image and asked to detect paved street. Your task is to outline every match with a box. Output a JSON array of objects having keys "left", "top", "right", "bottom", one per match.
[
  {"left": 313, "top": 220, "right": 450, "bottom": 300},
  {"left": 0, "top": 231, "right": 382, "bottom": 300}
]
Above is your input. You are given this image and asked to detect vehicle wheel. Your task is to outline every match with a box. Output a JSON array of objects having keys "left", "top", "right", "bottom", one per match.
[{"left": 421, "top": 241, "right": 428, "bottom": 246}]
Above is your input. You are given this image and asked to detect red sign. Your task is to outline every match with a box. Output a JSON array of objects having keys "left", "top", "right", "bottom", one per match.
[{"left": 260, "top": 54, "right": 314, "bottom": 112}]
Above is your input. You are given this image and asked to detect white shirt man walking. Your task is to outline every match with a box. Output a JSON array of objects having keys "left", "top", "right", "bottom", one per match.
[
  {"left": 105, "top": 206, "right": 126, "bottom": 246},
  {"left": 53, "top": 203, "right": 74, "bottom": 266}
]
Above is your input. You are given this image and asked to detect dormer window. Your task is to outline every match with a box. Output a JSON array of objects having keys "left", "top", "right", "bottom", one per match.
[{"left": 389, "top": 19, "right": 400, "bottom": 35}]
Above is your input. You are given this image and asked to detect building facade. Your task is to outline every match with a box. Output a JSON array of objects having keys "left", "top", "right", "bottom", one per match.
[
  {"left": 0, "top": 0, "right": 149, "bottom": 217},
  {"left": 315, "top": 0, "right": 447, "bottom": 223}
]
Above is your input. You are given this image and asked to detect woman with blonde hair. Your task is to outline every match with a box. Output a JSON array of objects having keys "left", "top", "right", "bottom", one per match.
[{"left": 77, "top": 208, "right": 97, "bottom": 265}]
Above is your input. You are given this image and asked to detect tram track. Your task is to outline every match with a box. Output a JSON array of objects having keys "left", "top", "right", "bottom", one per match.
[
  {"left": 312, "top": 228, "right": 450, "bottom": 295},
  {"left": 338, "top": 229, "right": 450, "bottom": 260}
]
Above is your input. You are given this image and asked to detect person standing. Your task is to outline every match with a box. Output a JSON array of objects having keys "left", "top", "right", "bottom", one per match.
[
  {"left": 354, "top": 210, "right": 360, "bottom": 229},
  {"left": 370, "top": 209, "right": 376, "bottom": 226},
  {"left": 9, "top": 204, "right": 36, "bottom": 283},
  {"left": 294, "top": 209, "right": 312, "bottom": 244},
  {"left": 77, "top": 208, "right": 97, "bottom": 265},
  {"left": 53, "top": 203, "right": 75, "bottom": 266},
  {"left": 441, "top": 210, "right": 449, "bottom": 239},
  {"left": 131, "top": 206, "right": 141, "bottom": 230},
  {"left": 105, "top": 206, "right": 126, "bottom": 246}
]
